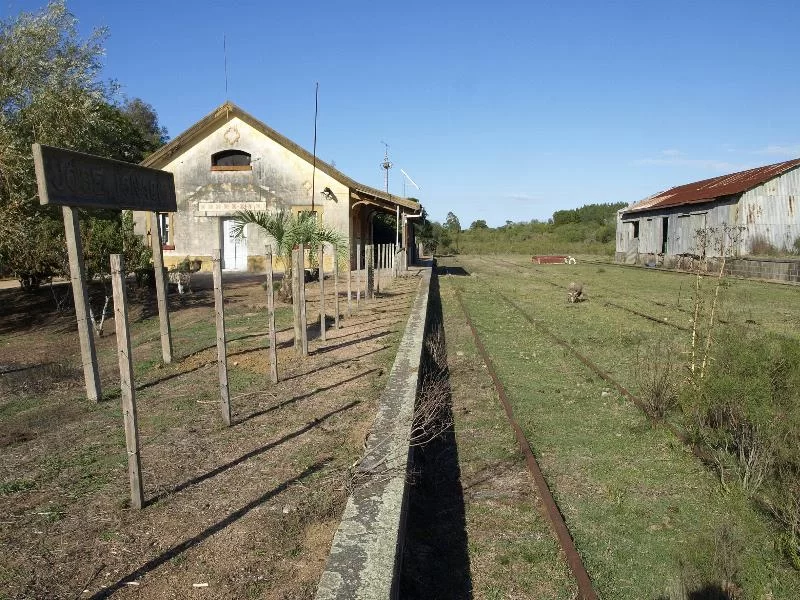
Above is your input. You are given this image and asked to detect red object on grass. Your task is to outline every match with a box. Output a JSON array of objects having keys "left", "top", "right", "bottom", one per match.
[{"left": 532, "top": 255, "right": 567, "bottom": 264}]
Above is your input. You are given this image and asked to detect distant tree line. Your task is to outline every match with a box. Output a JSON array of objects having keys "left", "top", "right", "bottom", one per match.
[
  {"left": 415, "top": 202, "right": 626, "bottom": 256},
  {"left": 0, "top": 1, "right": 166, "bottom": 288}
]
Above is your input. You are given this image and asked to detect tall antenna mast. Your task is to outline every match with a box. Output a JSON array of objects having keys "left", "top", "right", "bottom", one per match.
[
  {"left": 311, "top": 82, "right": 319, "bottom": 213},
  {"left": 223, "top": 34, "right": 228, "bottom": 100},
  {"left": 380, "top": 141, "right": 392, "bottom": 193}
]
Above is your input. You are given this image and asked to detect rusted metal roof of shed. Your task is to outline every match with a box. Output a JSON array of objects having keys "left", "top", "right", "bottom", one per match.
[{"left": 625, "top": 157, "right": 800, "bottom": 213}]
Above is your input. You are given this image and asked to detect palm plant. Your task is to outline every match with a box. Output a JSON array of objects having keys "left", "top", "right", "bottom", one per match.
[{"left": 231, "top": 209, "right": 347, "bottom": 301}]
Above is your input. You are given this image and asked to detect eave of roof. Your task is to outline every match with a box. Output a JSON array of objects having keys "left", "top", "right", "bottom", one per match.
[
  {"left": 623, "top": 157, "right": 800, "bottom": 215},
  {"left": 141, "top": 102, "right": 421, "bottom": 211}
]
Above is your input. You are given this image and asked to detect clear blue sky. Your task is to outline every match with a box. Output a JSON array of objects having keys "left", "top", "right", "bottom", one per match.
[{"left": 4, "top": 0, "right": 800, "bottom": 226}]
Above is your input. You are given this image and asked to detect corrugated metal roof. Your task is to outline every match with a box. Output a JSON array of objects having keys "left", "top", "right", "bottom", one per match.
[{"left": 624, "top": 157, "right": 800, "bottom": 214}]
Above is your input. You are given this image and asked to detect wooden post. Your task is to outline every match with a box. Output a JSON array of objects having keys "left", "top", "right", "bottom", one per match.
[
  {"left": 110, "top": 254, "right": 144, "bottom": 509},
  {"left": 62, "top": 207, "right": 101, "bottom": 402},
  {"left": 150, "top": 212, "right": 173, "bottom": 364},
  {"left": 292, "top": 248, "right": 302, "bottom": 354},
  {"left": 376, "top": 244, "right": 381, "bottom": 294},
  {"left": 346, "top": 262, "right": 352, "bottom": 317},
  {"left": 356, "top": 242, "right": 361, "bottom": 306},
  {"left": 318, "top": 245, "right": 326, "bottom": 342},
  {"left": 265, "top": 245, "right": 278, "bottom": 384},
  {"left": 299, "top": 245, "right": 308, "bottom": 356},
  {"left": 333, "top": 252, "right": 340, "bottom": 329},
  {"left": 212, "top": 249, "right": 231, "bottom": 426},
  {"left": 366, "top": 244, "right": 375, "bottom": 300},
  {"left": 293, "top": 245, "right": 309, "bottom": 356}
]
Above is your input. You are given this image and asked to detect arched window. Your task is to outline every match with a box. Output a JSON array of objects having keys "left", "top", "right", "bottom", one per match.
[{"left": 211, "top": 150, "right": 252, "bottom": 170}]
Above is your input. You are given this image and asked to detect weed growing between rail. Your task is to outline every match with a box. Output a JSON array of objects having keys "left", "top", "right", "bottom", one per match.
[{"left": 441, "top": 254, "right": 800, "bottom": 599}]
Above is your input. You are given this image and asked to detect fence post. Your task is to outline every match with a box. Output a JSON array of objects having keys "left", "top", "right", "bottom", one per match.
[
  {"left": 366, "top": 244, "right": 375, "bottom": 300},
  {"left": 212, "top": 249, "right": 231, "bottom": 426},
  {"left": 333, "top": 252, "right": 340, "bottom": 329},
  {"left": 265, "top": 245, "right": 278, "bottom": 384},
  {"left": 299, "top": 244, "right": 308, "bottom": 356},
  {"left": 110, "top": 254, "right": 144, "bottom": 509},
  {"left": 356, "top": 242, "right": 361, "bottom": 306},
  {"left": 318, "top": 245, "right": 326, "bottom": 342}
]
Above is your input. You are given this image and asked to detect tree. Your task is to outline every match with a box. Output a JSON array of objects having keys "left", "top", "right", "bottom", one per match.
[
  {"left": 231, "top": 209, "right": 346, "bottom": 302},
  {"left": 470, "top": 219, "right": 489, "bottom": 230},
  {"left": 0, "top": 1, "right": 164, "bottom": 287},
  {"left": 121, "top": 98, "right": 169, "bottom": 150},
  {"left": 444, "top": 211, "right": 461, "bottom": 253}
]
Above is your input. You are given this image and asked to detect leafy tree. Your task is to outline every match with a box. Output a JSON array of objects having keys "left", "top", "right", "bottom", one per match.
[
  {"left": 122, "top": 98, "right": 169, "bottom": 149},
  {"left": 445, "top": 211, "right": 461, "bottom": 252},
  {"left": 231, "top": 209, "right": 346, "bottom": 301},
  {"left": 0, "top": 1, "right": 165, "bottom": 287},
  {"left": 413, "top": 209, "right": 438, "bottom": 254},
  {"left": 470, "top": 219, "right": 488, "bottom": 230}
]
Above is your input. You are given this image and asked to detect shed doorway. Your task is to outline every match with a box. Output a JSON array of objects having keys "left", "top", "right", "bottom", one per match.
[{"left": 221, "top": 218, "right": 248, "bottom": 271}]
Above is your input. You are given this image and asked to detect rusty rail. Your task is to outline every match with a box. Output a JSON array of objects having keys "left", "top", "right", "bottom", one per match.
[
  {"left": 496, "top": 292, "right": 713, "bottom": 463},
  {"left": 483, "top": 256, "right": 694, "bottom": 331},
  {"left": 454, "top": 289, "right": 598, "bottom": 600}
]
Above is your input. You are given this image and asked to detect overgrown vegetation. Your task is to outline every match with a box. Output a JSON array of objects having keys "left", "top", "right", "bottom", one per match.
[
  {"left": 445, "top": 253, "right": 800, "bottom": 596},
  {"left": 635, "top": 225, "right": 800, "bottom": 569},
  {"left": 415, "top": 202, "right": 625, "bottom": 256}
]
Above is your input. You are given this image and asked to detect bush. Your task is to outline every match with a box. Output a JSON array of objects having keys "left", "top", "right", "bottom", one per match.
[
  {"left": 635, "top": 339, "right": 682, "bottom": 420},
  {"left": 682, "top": 327, "right": 800, "bottom": 495}
]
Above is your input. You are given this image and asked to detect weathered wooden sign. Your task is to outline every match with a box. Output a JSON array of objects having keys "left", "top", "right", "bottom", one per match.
[{"left": 32, "top": 143, "right": 176, "bottom": 211}]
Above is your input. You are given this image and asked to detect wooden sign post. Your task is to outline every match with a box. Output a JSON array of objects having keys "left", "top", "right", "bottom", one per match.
[
  {"left": 212, "top": 249, "right": 232, "bottom": 426},
  {"left": 32, "top": 143, "right": 177, "bottom": 402},
  {"left": 150, "top": 213, "right": 173, "bottom": 363},
  {"left": 62, "top": 206, "right": 102, "bottom": 401},
  {"left": 265, "top": 245, "right": 278, "bottom": 384},
  {"left": 109, "top": 254, "right": 144, "bottom": 509},
  {"left": 318, "top": 245, "right": 326, "bottom": 342}
]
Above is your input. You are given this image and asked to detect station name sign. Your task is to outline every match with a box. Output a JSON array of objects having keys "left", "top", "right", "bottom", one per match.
[{"left": 33, "top": 143, "right": 177, "bottom": 212}]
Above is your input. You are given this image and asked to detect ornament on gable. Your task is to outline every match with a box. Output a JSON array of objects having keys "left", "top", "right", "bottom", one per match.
[{"left": 224, "top": 126, "right": 240, "bottom": 146}]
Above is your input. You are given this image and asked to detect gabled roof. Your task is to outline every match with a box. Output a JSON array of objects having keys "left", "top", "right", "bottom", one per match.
[
  {"left": 624, "top": 157, "right": 800, "bottom": 214},
  {"left": 142, "top": 102, "right": 420, "bottom": 211}
]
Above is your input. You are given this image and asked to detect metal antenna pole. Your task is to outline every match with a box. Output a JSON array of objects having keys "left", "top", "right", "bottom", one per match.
[
  {"left": 223, "top": 34, "right": 228, "bottom": 100},
  {"left": 311, "top": 82, "right": 319, "bottom": 213},
  {"left": 380, "top": 141, "right": 392, "bottom": 193}
]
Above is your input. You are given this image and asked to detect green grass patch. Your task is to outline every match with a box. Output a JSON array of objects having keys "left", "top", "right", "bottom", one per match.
[{"left": 442, "top": 255, "right": 800, "bottom": 599}]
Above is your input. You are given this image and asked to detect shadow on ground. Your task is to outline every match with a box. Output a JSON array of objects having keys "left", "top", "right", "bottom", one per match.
[{"left": 399, "top": 269, "right": 472, "bottom": 599}]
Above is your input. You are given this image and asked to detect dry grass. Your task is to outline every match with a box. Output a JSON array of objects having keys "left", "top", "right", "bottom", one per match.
[{"left": 0, "top": 274, "right": 419, "bottom": 599}]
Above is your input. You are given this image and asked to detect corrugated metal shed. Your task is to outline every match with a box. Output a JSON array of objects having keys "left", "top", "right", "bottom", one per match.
[{"left": 624, "top": 158, "right": 800, "bottom": 213}]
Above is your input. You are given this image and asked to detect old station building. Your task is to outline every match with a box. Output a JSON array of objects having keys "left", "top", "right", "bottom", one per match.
[{"left": 134, "top": 102, "right": 420, "bottom": 271}]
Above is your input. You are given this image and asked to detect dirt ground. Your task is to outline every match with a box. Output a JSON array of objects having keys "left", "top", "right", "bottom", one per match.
[{"left": 0, "top": 269, "right": 421, "bottom": 599}]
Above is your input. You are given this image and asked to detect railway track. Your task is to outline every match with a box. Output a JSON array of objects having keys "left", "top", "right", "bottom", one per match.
[
  {"left": 453, "top": 287, "right": 598, "bottom": 600},
  {"left": 474, "top": 255, "right": 703, "bottom": 330},
  {"left": 450, "top": 257, "right": 713, "bottom": 462}
]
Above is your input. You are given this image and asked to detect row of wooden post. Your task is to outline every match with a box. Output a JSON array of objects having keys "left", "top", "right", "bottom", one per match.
[{"left": 110, "top": 240, "right": 405, "bottom": 508}]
